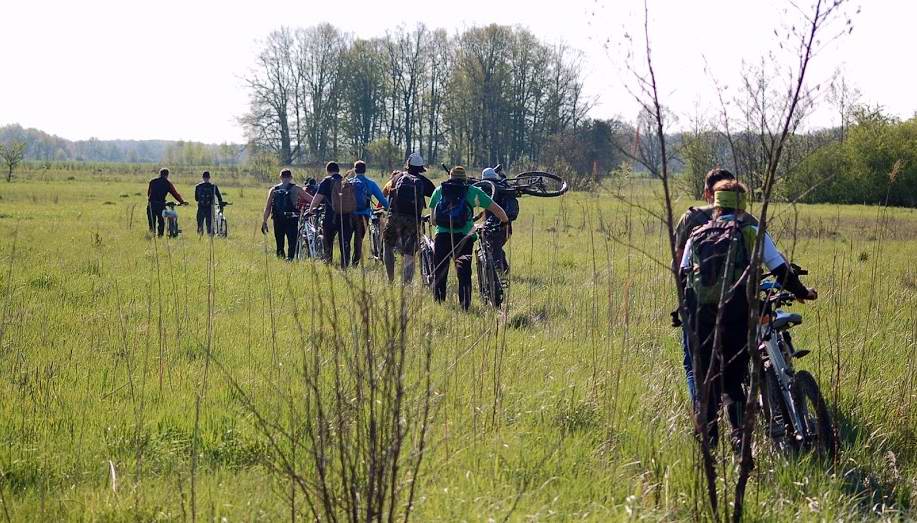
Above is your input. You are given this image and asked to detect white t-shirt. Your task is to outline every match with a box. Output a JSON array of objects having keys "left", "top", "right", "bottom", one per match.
[{"left": 680, "top": 216, "right": 785, "bottom": 271}]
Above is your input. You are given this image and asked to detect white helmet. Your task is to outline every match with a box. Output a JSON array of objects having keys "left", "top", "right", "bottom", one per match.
[
  {"left": 407, "top": 152, "right": 425, "bottom": 168},
  {"left": 481, "top": 167, "right": 499, "bottom": 181}
]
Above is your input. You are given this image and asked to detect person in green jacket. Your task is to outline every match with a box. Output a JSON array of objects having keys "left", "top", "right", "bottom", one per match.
[{"left": 429, "top": 166, "right": 508, "bottom": 310}]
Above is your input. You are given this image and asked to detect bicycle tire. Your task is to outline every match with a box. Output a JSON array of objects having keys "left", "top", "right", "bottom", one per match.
[
  {"left": 510, "top": 171, "right": 568, "bottom": 197},
  {"left": 476, "top": 246, "right": 503, "bottom": 307},
  {"left": 791, "top": 370, "right": 836, "bottom": 457},
  {"left": 419, "top": 237, "right": 435, "bottom": 287},
  {"left": 760, "top": 367, "right": 793, "bottom": 453}
]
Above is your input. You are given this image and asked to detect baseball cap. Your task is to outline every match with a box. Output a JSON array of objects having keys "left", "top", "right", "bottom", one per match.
[{"left": 407, "top": 152, "right": 425, "bottom": 170}]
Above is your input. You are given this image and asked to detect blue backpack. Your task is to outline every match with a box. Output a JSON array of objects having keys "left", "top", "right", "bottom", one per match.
[
  {"left": 351, "top": 176, "right": 370, "bottom": 212},
  {"left": 434, "top": 180, "right": 471, "bottom": 228}
]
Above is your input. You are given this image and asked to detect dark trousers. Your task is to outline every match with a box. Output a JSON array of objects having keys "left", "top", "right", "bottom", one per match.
[
  {"left": 196, "top": 205, "right": 213, "bottom": 235},
  {"left": 147, "top": 201, "right": 166, "bottom": 236},
  {"left": 433, "top": 232, "right": 475, "bottom": 310},
  {"left": 484, "top": 224, "right": 510, "bottom": 272},
  {"left": 346, "top": 215, "right": 368, "bottom": 267},
  {"left": 273, "top": 216, "right": 299, "bottom": 260},
  {"left": 322, "top": 214, "right": 354, "bottom": 269},
  {"left": 692, "top": 314, "right": 749, "bottom": 448}
]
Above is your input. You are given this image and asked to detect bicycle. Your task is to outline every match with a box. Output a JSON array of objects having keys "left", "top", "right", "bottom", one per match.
[
  {"left": 444, "top": 163, "right": 569, "bottom": 198},
  {"left": 162, "top": 201, "right": 186, "bottom": 238},
  {"left": 475, "top": 223, "right": 507, "bottom": 307},
  {"left": 418, "top": 215, "right": 435, "bottom": 287},
  {"left": 369, "top": 208, "right": 385, "bottom": 261},
  {"left": 295, "top": 208, "right": 325, "bottom": 260},
  {"left": 756, "top": 266, "right": 836, "bottom": 457},
  {"left": 214, "top": 201, "right": 231, "bottom": 237}
]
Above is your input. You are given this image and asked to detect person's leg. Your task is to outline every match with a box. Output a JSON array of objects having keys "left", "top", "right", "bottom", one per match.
[
  {"left": 723, "top": 327, "right": 750, "bottom": 448},
  {"left": 403, "top": 254, "right": 415, "bottom": 283},
  {"left": 196, "top": 206, "right": 205, "bottom": 235},
  {"left": 454, "top": 234, "right": 475, "bottom": 310},
  {"left": 273, "top": 218, "right": 286, "bottom": 257},
  {"left": 351, "top": 215, "right": 367, "bottom": 267},
  {"left": 382, "top": 215, "right": 398, "bottom": 282},
  {"left": 337, "top": 214, "right": 353, "bottom": 269},
  {"left": 151, "top": 203, "right": 166, "bottom": 236},
  {"left": 285, "top": 218, "right": 299, "bottom": 260},
  {"left": 146, "top": 204, "right": 154, "bottom": 232},
  {"left": 695, "top": 318, "right": 723, "bottom": 449},
  {"left": 205, "top": 207, "right": 214, "bottom": 235},
  {"left": 682, "top": 326, "right": 697, "bottom": 403},
  {"left": 322, "top": 220, "right": 336, "bottom": 265},
  {"left": 432, "top": 233, "right": 452, "bottom": 302}
]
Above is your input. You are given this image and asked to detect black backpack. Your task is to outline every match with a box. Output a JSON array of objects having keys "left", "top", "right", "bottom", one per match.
[
  {"left": 196, "top": 183, "right": 215, "bottom": 206},
  {"left": 392, "top": 173, "right": 425, "bottom": 216},
  {"left": 496, "top": 187, "right": 519, "bottom": 221},
  {"left": 434, "top": 180, "right": 471, "bottom": 228},
  {"left": 686, "top": 219, "right": 755, "bottom": 306},
  {"left": 271, "top": 184, "right": 296, "bottom": 218}
]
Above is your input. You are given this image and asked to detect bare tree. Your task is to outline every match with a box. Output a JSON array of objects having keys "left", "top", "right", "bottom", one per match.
[{"left": 0, "top": 141, "right": 25, "bottom": 182}]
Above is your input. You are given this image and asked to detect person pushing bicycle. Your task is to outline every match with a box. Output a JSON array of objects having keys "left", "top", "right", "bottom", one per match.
[
  {"left": 429, "top": 166, "right": 508, "bottom": 311},
  {"left": 480, "top": 166, "right": 519, "bottom": 274},
  {"left": 679, "top": 178, "right": 816, "bottom": 452},
  {"left": 194, "top": 170, "right": 224, "bottom": 236},
  {"left": 147, "top": 167, "right": 187, "bottom": 237}
]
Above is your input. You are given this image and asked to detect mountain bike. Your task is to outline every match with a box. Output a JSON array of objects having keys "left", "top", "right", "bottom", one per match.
[
  {"left": 369, "top": 208, "right": 384, "bottom": 261},
  {"left": 295, "top": 209, "right": 325, "bottom": 260},
  {"left": 418, "top": 215, "right": 435, "bottom": 287},
  {"left": 214, "top": 202, "right": 231, "bottom": 237},
  {"left": 163, "top": 201, "right": 186, "bottom": 238},
  {"left": 757, "top": 266, "right": 836, "bottom": 457},
  {"left": 441, "top": 163, "right": 569, "bottom": 198},
  {"left": 475, "top": 223, "right": 507, "bottom": 307}
]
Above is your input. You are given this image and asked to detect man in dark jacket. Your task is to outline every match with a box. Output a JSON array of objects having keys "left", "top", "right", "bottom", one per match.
[
  {"left": 147, "top": 168, "right": 187, "bottom": 236},
  {"left": 194, "top": 171, "right": 224, "bottom": 235},
  {"left": 382, "top": 152, "right": 436, "bottom": 283},
  {"left": 261, "top": 169, "right": 308, "bottom": 259}
]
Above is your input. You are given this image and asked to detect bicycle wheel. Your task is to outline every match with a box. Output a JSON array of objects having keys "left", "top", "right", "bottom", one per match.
[
  {"left": 791, "top": 371, "right": 836, "bottom": 457},
  {"left": 509, "top": 171, "right": 568, "bottom": 197},
  {"left": 760, "top": 367, "right": 792, "bottom": 453},
  {"left": 370, "top": 220, "right": 382, "bottom": 260},
  {"left": 477, "top": 246, "right": 503, "bottom": 307},
  {"left": 419, "top": 237, "right": 435, "bottom": 287},
  {"left": 220, "top": 218, "right": 229, "bottom": 238}
]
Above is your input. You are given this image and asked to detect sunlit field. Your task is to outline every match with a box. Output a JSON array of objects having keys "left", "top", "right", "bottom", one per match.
[{"left": 0, "top": 167, "right": 915, "bottom": 520}]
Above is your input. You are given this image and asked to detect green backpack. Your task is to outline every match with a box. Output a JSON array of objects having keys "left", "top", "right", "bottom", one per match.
[{"left": 687, "top": 219, "right": 756, "bottom": 306}]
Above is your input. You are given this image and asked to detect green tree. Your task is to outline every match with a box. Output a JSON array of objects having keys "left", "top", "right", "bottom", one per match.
[{"left": 0, "top": 141, "right": 26, "bottom": 182}]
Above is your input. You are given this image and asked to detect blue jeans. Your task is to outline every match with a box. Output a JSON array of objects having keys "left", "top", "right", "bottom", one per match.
[{"left": 682, "top": 326, "right": 697, "bottom": 403}]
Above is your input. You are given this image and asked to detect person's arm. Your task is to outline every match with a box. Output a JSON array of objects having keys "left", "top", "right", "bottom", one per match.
[
  {"left": 486, "top": 201, "right": 508, "bottom": 224},
  {"left": 167, "top": 181, "right": 185, "bottom": 204},
  {"left": 428, "top": 189, "right": 441, "bottom": 222},
  {"left": 147, "top": 181, "right": 153, "bottom": 199},
  {"left": 759, "top": 231, "right": 816, "bottom": 301},
  {"left": 370, "top": 181, "right": 389, "bottom": 209},
  {"left": 261, "top": 189, "right": 273, "bottom": 233},
  {"left": 215, "top": 185, "right": 223, "bottom": 206},
  {"left": 308, "top": 193, "right": 325, "bottom": 213},
  {"left": 420, "top": 175, "right": 435, "bottom": 197}
]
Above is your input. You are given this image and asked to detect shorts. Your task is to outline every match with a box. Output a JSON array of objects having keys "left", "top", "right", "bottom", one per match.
[{"left": 382, "top": 213, "right": 421, "bottom": 255}]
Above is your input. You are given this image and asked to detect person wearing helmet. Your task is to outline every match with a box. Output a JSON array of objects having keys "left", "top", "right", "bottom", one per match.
[
  {"left": 481, "top": 166, "right": 519, "bottom": 274},
  {"left": 382, "top": 152, "right": 436, "bottom": 283}
]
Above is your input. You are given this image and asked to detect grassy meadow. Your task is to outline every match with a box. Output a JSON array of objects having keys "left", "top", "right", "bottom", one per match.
[{"left": 0, "top": 166, "right": 915, "bottom": 521}]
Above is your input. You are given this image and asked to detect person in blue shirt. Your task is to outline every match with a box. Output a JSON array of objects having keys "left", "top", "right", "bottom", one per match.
[{"left": 348, "top": 160, "right": 389, "bottom": 267}]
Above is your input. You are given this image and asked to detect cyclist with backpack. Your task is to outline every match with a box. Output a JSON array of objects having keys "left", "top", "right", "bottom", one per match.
[
  {"left": 429, "top": 166, "right": 509, "bottom": 310},
  {"left": 194, "top": 171, "right": 224, "bottom": 235},
  {"left": 382, "top": 152, "right": 436, "bottom": 283},
  {"left": 680, "top": 178, "right": 816, "bottom": 451},
  {"left": 673, "top": 168, "right": 757, "bottom": 402},
  {"left": 261, "top": 169, "right": 309, "bottom": 260},
  {"left": 147, "top": 167, "right": 187, "bottom": 237},
  {"left": 306, "top": 162, "right": 356, "bottom": 268},
  {"left": 347, "top": 160, "right": 389, "bottom": 267},
  {"left": 481, "top": 167, "right": 519, "bottom": 274}
]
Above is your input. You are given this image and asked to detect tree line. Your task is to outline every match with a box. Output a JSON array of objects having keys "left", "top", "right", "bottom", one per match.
[{"left": 241, "top": 23, "right": 590, "bottom": 170}]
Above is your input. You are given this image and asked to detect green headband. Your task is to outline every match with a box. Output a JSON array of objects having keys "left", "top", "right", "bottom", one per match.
[{"left": 714, "top": 190, "right": 747, "bottom": 210}]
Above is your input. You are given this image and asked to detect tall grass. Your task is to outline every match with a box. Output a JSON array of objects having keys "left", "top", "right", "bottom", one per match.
[{"left": 0, "top": 173, "right": 914, "bottom": 519}]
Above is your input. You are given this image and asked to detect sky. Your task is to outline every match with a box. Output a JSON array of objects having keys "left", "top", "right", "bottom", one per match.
[{"left": 1, "top": 0, "right": 913, "bottom": 144}]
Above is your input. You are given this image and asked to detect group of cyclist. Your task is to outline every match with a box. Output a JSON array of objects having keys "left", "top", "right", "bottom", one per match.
[
  {"left": 257, "top": 152, "right": 518, "bottom": 310},
  {"left": 147, "top": 159, "right": 821, "bottom": 451},
  {"left": 146, "top": 168, "right": 225, "bottom": 236}
]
